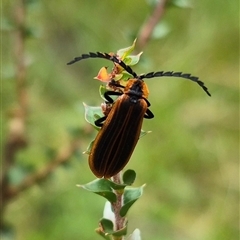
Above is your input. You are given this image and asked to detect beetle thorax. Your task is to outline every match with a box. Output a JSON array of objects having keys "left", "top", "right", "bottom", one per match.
[{"left": 124, "top": 79, "right": 149, "bottom": 99}]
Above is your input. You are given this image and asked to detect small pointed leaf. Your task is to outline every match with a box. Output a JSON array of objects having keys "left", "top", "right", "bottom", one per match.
[
  {"left": 124, "top": 52, "right": 143, "bottom": 66},
  {"left": 99, "top": 218, "right": 128, "bottom": 237},
  {"left": 100, "top": 218, "right": 114, "bottom": 233},
  {"left": 120, "top": 185, "right": 145, "bottom": 217},
  {"left": 99, "top": 85, "right": 119, "bottom": 102},
  {"left": 83, "top": 139, "right": 94, "bottom": 155},
  {"left": 152, "top": 22, "right": 171, "bottom": 39},
  {"left": 140, "top": 129, "right": 152, "bottom": 138},
  {"left": 83, "top": 102, "right": 102, "bottom": 128},
  {"left": 117, "top": 39, "right": 137, "bottom": 59},
  {"left": 78, "top": 179, "right": 117, "bottom": 202},
  {"left": 120, "top": 71, "right": 134, "bottom": 81},
  {"left": 114, "top": 73, "right": 123, "bottom": 81},
  {"left": 122, "top": 170, "right": 136, "bottom": 185},
  {"left": 99, "top": 85, "right": 107, "bottom": 100},
  {"left": 109, "top": 181, "right": 127, "bottom": 191}
]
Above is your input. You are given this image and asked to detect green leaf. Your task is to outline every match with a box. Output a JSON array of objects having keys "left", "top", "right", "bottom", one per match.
[
  {"left": 99, "top": 218, "right": 127, "bottom": 237},
  {"left": 120, "top": 71, "right": 134, "bottom": 81},
  {"left": 83, "top": 139, "right": 94, "bottom": 155},
  {"left": 122, "top": 170, "right": 136, "bottom": 185},
  {"left": 99, "top": 85, "right": 119, "bottom": 102},
  {"left": 117, "top": 39, "right": 137, "bottom": 59},
  {"left": 114, "top": 73, "right": 123, "bottom": 81},
  {"left": 140, "top": 129, "right": 152, "bottom": 138},
  {"left": 78, "top": 179, "right": 117, "bottom": 202},
  {"left": 100, "top": 218, "right": 114, "bottom": 234},
  {"left": 109, "top": 181, "right": 127, "bottom": 191},
  {"left": 152, "top": 22, "right": 171, "bottom": 39},
  {"left": 124, "top": 52, "right": 143, "bottom": 66},
  {"left": 83, "top": 102, "right": 102, "bottom": 128},
  {"left": 120, "top": 185, "right": 145, "bottom": 217},
  {"left": 99, "top": 85, "right": 107, "bottom": 100}
]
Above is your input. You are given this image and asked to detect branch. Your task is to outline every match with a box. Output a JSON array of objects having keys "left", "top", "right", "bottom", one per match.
[
  {"left": 137, "top": 0, "right": 167, "bottom": 50},
  {"left": 1, "top": 0, "right": 28, "bottom": 226},
  {"left": 3, "top": 139, "right": 82, "bottom": 201},
  {"left": 1, "top": 0, "right": 28, "bottom": 184},
  {"left": 111, "top": 172, "right": 126, "bottom": 240}
]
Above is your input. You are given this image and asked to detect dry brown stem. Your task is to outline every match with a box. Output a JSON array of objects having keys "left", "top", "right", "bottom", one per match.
[
  {"left": 137, "top": 0, "right": 167, "bottom": 50},
  {"left": 3, "top": 139, "right": 82, "bottom": 201},
  {"left": 111, "top": 172, "right": 126, "bottom": 240}
]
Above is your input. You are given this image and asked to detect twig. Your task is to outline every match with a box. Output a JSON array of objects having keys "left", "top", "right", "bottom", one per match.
[
  {"left": 137, "top": 0, "right": 167, "bottom": 50},
  {"left": 1, "top": 0, "right": 27, "bottom": 228},
  {"left": 3, "top": 139, "right": 82, "bottom": 201},
  {"left": 15, "top": 0, "right": 28, "bottom": 111},
  {"left": 111, "top": 172, "right": 126, "bottom": 240}
]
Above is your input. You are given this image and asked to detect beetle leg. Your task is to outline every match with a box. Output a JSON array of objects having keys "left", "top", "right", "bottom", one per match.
[
  {"left": 95, "top": 91, "right": 123, "bottom": 127},
  {"left": 144, "top": 108, "right": 154, "bottom": 119},
  {"left": 95, "top": 116, "right": 107, "bottom": 127},
  {"left": 142, "top": 97, "right": 151, "bottom": 107},
  {"left": 104, "top": 91, "right": 122, "bottom": 103}
]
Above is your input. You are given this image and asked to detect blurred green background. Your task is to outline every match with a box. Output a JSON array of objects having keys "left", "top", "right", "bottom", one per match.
[{"left": 2, "top": 0, "right": 239, "bottom": 240}]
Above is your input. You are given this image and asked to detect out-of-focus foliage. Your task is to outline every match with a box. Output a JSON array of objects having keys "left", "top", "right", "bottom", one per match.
[{"left": 2, "top": 0, "right": 238, "bottom": 239}]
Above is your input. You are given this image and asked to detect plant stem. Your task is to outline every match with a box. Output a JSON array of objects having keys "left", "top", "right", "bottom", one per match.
[
  {"left": 111, "top": 172, "right": 126, "bottom": 240},
  {"left": 1, "top": 0, "right": 27, "bottom": 229},
  {"left": 137, "top": 0, "right": 167, "bottom": 50}
]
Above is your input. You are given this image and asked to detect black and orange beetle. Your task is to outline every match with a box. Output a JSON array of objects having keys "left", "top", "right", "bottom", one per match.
[{"left": 67, "top": 52, "right": 211, "bottom": 178}]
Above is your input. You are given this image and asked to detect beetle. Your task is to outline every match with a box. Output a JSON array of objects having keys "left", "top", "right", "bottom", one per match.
[{"left": 67, "top": 52, "right": 211, "bottom": 178}]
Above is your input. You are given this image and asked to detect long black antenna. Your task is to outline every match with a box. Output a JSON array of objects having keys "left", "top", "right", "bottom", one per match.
[
  {"left": 67, "top": 52, "right": 211, "bottom": 96},
  {"left": 67, "top": 52, "right": 138, "bottom": 78},
  {"left": 139, "top": 71, "right": 211, "bottom": 96},
  {"left": 67, "top": 52, "right": 113, "bottom": 65}
]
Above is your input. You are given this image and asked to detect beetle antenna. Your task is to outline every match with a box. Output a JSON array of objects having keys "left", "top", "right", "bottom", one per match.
[
  {"left": 111, "top": 57, "right": 138, "bottom": 78},
  {"left": 68, "top": 53, "right": 210, "bottom": 96},
  {"left": 67, "top": 52, "right": 113, "bottom": 65},
  {"left": 67, "top": 52, "right": 138, "bottom": 78},
  {"left": 139, "top": 71, "right": 211, "bottom": 96}
]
